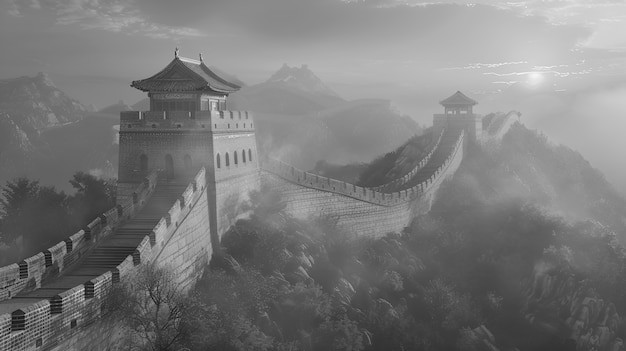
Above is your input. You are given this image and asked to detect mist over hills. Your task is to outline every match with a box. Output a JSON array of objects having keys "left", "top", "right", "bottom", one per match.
[
  {"left": 2, "top": 71, "right": 626, "bottom": 351},
  {"left": 0, "top": 73, "right": 85, "bottom": 132},
  {"left": 0, "top": 66, "right": 419, "bottom": 190},
  {"left": 227, "top": 64, "right": 422, "bottom": 169},
  {"left": 0, "top": 73, "right": 118, "bottom": 191},
  {"left": 130, "top": 64, "right": 421, "bottom": 168},
  {"left": 98, "top": 100, "right": 134, "bottom": 114}
]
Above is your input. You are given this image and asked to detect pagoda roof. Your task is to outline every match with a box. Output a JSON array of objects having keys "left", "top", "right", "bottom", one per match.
[
  {"left": 131, "top": 56, "right": 240, "bottom": 94},
  {"left": 440, "top": 91, "right": 477, "bottom": 106}
]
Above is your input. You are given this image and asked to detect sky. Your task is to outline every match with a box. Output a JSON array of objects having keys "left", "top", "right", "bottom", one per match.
[{"left": 1, "top": 0, "right": 626, "bottom": 192}]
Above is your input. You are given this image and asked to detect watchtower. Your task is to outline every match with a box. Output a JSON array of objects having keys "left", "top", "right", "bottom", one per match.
[
  {"left": 117, "top": 49, "right": 260, "bottom": 244},
  {"left": 433, "top": 91, "right": 482, "bottom": 144}
]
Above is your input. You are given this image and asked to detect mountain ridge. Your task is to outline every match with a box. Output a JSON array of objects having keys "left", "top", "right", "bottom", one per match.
[{"left": 0, "top": 72, "right": 86, "bottom": 132}]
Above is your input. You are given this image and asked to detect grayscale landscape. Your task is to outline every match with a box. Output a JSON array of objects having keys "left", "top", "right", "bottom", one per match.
[{"left": 0, "top": 1, "right": 625, "bottom": 351}]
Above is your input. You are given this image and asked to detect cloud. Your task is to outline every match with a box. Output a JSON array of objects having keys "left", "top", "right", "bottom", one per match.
[
  {"left": 142, "top": 1, "right": 588, "bottom": 64},
  {"left": 6, "top": 0, "right": 204, "bottom": 39}
]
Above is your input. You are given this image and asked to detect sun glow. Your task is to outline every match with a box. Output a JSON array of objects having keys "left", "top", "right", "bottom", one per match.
[{"left": 527, "top": 71, "right": 545, "bottom": 86}]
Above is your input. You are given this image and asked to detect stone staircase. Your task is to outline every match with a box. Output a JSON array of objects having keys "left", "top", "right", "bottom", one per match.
[
  {"left": 69, "top": 182, "right": 187, "bottom": 276},
  {"left": 0, "top": 181, "right": 188, "bottom": 313}
]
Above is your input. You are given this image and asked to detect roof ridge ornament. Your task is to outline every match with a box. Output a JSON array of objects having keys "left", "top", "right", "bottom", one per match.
[
  {"left": 175, "top": 47, "right": 179, "bottom": 58},
  {"left": 199, "top": 52, "right": 203, "bottom": 63}
]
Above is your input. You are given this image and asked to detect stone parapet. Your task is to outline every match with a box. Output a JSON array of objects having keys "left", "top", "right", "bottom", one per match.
[
  {"left": 370, "top": 129, "right": 444, "bottom": 192},
  {"left": 261, "top": 129, "right": 465, "bottom": 208},
  {"left": 0, "top": 171, "right": 158, "bottom": 304},
  {"left": 120, "top": 110, "right": 254, "bottom": 133},
  {"left": 260, "top": 129, "right": 465, "bottom": 238},
  {"left": 0, "top": 169, "right": 209, "bottom": 350}
]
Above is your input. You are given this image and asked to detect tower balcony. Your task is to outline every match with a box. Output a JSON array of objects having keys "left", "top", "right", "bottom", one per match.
[{"left": 119, "top": 110, "right": 255, "bottom": 132}]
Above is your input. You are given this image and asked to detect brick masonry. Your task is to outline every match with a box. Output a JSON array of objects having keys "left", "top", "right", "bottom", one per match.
[{"left": 0, "top": 103, "right": 482, "bottom": 350}]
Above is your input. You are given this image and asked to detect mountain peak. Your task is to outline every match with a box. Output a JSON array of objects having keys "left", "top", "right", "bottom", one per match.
[
  {"left": 266, "top": 64, "right": 339, "bottom": 97},
  {"left": 35, "top": 72, "right": 55, "bottom": 88},
  {"left": 0, "top": 73, "right": 85, "bottom": 131}
]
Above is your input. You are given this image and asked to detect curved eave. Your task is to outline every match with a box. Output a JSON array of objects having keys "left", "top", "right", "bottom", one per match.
[
  {"left": 130, "top": 57, "right": 240, "bottom": 94},
  {"left": 440, "top": 101, "right": 477, "bottom": 106},
  {"left": 197, "top": 62, "right": 241, "bottom": 91},
  {"left": 130, "top": 81, "right": 235, "bottom": 94}
]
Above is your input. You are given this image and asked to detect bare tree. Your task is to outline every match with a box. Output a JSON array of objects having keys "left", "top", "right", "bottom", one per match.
[{"left": 109, "top": 264, "right": 194, "bottom": 351}]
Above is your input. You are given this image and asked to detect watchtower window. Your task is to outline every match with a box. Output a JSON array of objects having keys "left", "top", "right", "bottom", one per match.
[
  {"left": 140, "top": 154, "right": 148, "bottom": 171},
  {"left": 248, "top": 149, "right": 253, "bottom": 162},
  {"left": 184, "top": 155, "right": 192, "bottom": 170},
  {"left": 225, "top": 152, "right": 230, "bottom": 167},
  {"left": 242, "top": 149, "right": 246, "bottom": 163},
  {"left": 216, "top": 153, "right": 221, "bottom": 169},
  {"left": 234, "top": 151, "right": 238, "bottom": 165}
]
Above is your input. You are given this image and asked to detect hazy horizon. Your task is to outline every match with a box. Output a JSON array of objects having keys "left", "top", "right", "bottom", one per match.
[{"left": 1, "top": 0, "right": 625, "bottom": 194}]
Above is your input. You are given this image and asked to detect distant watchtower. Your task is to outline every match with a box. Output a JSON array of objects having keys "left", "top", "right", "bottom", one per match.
[
  {"left": 433, "top": 91, "right": 482, "bottom": 144},
  {"left": 118, "top": 49, "right": 260, "bottom": 244}
]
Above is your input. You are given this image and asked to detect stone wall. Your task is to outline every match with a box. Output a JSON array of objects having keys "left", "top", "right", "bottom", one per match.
[
  {"left": 210, "top": 125, "right": 260, "bottom": 245},
  {"left": 261, "top": 130, "right": 465, "bottom": 237},
  {"left": 0, "top": 169, "right": 210, "bottom": 351},
  {"left": 0, "top": 113, "right": 468, "bottom": 349},
  {"left": 433, "top": 113, "right": 482, "bottom": 144},
  {"left": 153, "top": 179, "right": 212, "bottom": 291},
  {"left": 118, "top": 108, "right": 261, "bottom": 249},
  {"left": 117, "top": 131, "right": 213, "bottom": 183},
  {"left": 117, "top": 110, "right": 255, "bottom": 188},
  {"left": 370, "top": 129, "right": 444, "bottom": 192},
  {"left": 0, "top": 171, "right": 158, "bottom": 305}
]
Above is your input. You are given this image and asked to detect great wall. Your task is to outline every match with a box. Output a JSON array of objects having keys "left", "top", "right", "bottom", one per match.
[{"left": 0, "top": 53, "right": 520, "bottom": 350}]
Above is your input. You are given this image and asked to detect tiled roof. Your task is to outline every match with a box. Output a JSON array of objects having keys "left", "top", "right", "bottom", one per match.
[
  {"left": 131, "top": 56, "right": 240, "bottom": 94},
  {"left": 440, "top": 91, "right": 477, "bottom": 106}
]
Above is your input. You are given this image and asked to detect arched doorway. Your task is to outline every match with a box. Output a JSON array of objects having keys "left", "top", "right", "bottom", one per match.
[{"left": 165, "top": 154, "right": 174, "bottom": 179}]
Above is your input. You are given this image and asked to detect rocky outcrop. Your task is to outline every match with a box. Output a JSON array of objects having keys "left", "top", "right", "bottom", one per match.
[
  {"left": 0, "top": 72, "right": 85, "bottom": 132},
  {"left": 523, "top": 263, "right": 624, "bottom": 351},
  {"left": 0, "top": 113, "right": 38, "bottom": 181}
]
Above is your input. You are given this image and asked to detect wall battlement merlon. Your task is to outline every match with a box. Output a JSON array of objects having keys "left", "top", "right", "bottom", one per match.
[
  {"left": 0, "top": 171, "right": 158, "bottom": 303},
  {"left": 120, "top": 110, "right": 255, "bottom": 133},
  {"left": 262, "top": 128, "right": 465, "bottom": 209},
  {"left": 372, "top": 129, "right": 444, "bottom": 192},
  {"left": 0, "top": 168, "right": 209, "bottom": 350}
]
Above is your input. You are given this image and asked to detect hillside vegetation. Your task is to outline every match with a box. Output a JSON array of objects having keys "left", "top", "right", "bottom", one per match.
[{"left": 110, "top": 123, "right": 626, "bottom": 351}]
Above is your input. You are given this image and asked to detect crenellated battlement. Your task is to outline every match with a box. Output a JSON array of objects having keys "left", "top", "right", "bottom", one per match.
[
  {"left": 261, "top": 129, "right": 464, "bottom": 207},
  {"left": 0, "top": 49, "right": 483, "bottom": 350},
  {"left": 0, "top": 169, "right": 209, "bottom": 351},
  {"left": 370, "top": 129, "right": 444, "bottom": 193},
  {"left": 0, "top": 171, "right": 158, "bottom": 305},
  {"left": 120, "top": 110, "right": 255, "bottom": 133}
]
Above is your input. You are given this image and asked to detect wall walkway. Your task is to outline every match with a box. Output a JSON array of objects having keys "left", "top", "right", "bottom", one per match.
[
  {"left": 261, "top": 129, "right": 465, "bottom": 237},
  {"left": 0, "top": 169, "right": 209, "bottom": 351},
  {"left": 0, "top": 124, "right": 468, "bottom": 350}
]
